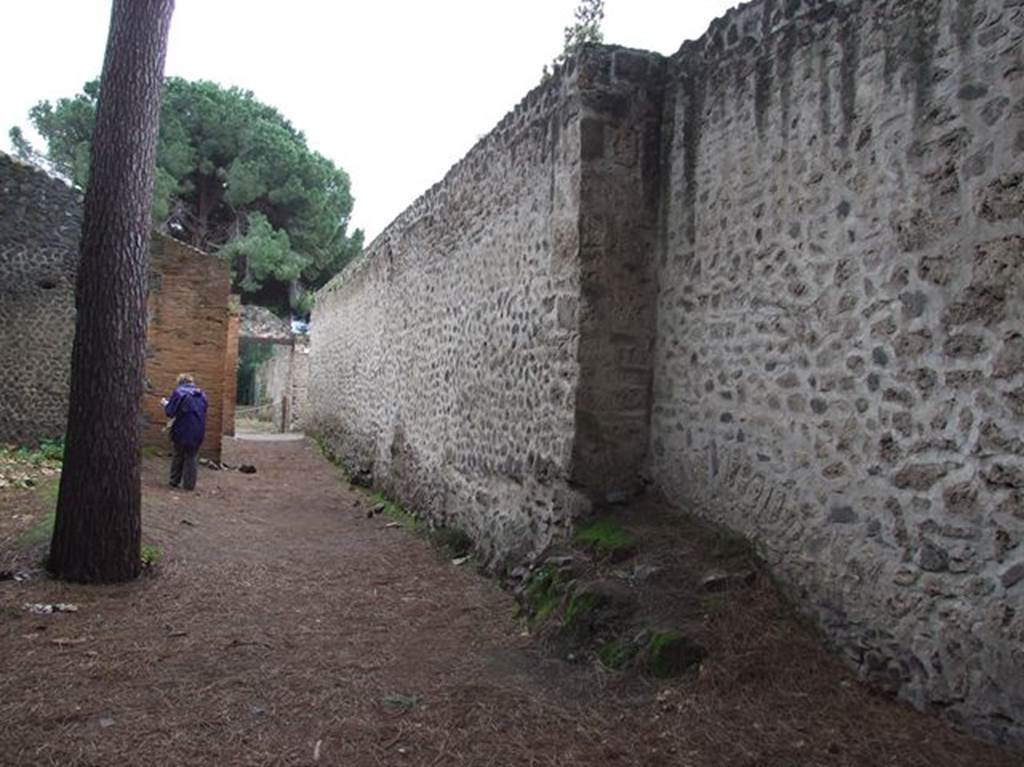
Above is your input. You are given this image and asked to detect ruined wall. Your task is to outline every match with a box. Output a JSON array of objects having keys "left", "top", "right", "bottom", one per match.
[
  {"left": 0, "top": 153, "right": 234, "bottom": 460},
  {"left": 572, "top": 52, "right": 665, "bottom": 499},
  {"left": 650, "top": 0, "right": 1023, "bottom": 742},
  {"left": 253, "top": 341, "right": 309, "bottom": 432},
  {"left": 0, "top": 154, "right": 80, "bottom": 444},
  {"left": 143, "top": 235, "right": 232, "bottom": 460},
  {"left": 308, "top": 0, "right": 1022, "bottom": 740},
  {"left": 311, "top": 51, "right": 667, "bottom": 562},
  {"left": 312, "top": 67, "right": 587, "bottom": 564},
  {"left": 289, "top": 343, "right": 309, "bottom": 431}
]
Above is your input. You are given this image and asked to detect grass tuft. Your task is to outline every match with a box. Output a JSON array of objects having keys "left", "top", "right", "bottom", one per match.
[
  {"left": 18, "top": 510, "right": 55, "bottom": 548},
  {"left": 522, "top": 565, "right": 563, "bottom": 627},
  {"left": 141, "top": 544, "right": 162, "bottom": 567},
  {"left": 563, "top": 590, "right": 599, "bottom": 630},
  {"left": 643, "top": 629, "right": 707, "bottom": 678},
  {"left": 372, "top": 493, "right": 420, "bottom": 531},
  {"left": 15, "top": 477, "right": 60, "bottom": 549},
  {"left": 574, "top": 518, "right": 638, "bottom": 561},
  {"left": 598, "top": 638, "right": 638, "bottom": 670},
  {"left": 8, "top": 438, "right": 65, "bottom": 465}
]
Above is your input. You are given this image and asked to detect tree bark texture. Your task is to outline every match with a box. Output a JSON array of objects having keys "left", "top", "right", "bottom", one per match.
[{"left": 49, "top": 0, "right": 175, "bottom": 582}]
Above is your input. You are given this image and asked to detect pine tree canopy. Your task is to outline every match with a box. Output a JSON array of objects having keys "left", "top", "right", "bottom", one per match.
[{"left": 12, "top": 77, "right": 363, "bottom": 311}]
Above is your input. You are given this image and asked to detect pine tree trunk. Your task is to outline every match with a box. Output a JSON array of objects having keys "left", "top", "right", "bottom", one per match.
[{"left": 49, "top": 0, "right": 175, "bottom": 583}]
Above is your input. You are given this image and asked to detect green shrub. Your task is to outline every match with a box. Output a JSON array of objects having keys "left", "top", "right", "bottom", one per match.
[
  {"left": 6, "top": 438, "right": 64, "bottom": 466},
  {"left": 643, "top": 630, "right": 707, "bottom": 678},
  {"left": 598, "top": 638, "right": 638, "bottom": 670},
  {"left": 522, "top": 565, "right": 563, "bottom": 626},
  {"left": 38, "top": 438, "right": 65, "bottom": 462}
]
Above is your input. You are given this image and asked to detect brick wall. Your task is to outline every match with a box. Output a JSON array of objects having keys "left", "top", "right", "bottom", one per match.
[
  {"left": 143, "top": 234, "right": 233, "bottom": 460},
  {"left": 222, "top": 297, "right": 241, "bottom": 438}
]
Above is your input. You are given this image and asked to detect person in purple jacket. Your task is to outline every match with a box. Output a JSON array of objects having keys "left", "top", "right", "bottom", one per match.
[{"left": 161, "top": 373, "right": 209, "bottom": 491}]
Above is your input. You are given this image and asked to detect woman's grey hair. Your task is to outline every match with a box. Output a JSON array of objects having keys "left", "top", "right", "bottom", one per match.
[{"left": 177, "top": 373, "right": 195, "bottom": 385}]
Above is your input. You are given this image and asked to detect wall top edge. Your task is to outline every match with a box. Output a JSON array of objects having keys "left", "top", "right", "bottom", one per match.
[
  {"left": 316, "top": 0, "right": 864, "bottom": 300},
  {"left": 150, "top": 230, "right": 225, "bottom": 270},
  {"left": 674, "top": 0, "right": 859, "bottom": 62},
  {"left": 318, "top": 42, "right": 668, "bottom": 297},
  {"left": 0, "top": 150, "right": 80, "bottom": 197}
]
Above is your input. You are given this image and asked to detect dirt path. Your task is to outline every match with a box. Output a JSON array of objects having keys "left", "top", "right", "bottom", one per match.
[{"left": 0, "top": 438, "right": 1020, "bottom": 766}]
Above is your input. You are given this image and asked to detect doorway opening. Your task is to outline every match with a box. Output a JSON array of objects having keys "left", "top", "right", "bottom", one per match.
[{"left": 233, "top": 306, "right": 309, "bottom": 438}]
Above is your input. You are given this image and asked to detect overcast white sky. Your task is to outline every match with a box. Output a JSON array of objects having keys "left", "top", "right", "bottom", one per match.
[{"left": 1, "top": 1, "right": 738, "bottom": 242}]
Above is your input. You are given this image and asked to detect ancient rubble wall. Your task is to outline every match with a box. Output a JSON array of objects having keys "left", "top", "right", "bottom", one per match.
[
  {"left": 0, "top": 153, "right": 81, "bottom": 445},
  {"left": 650, "top": 0, "right": 1024, "bottom": 742},
  {"left": 572, "top": 52, "right": 665, "bottom": 500},
  {"left": 0, "top": 153, "right": 234, "bottom": 460},
  {"left": 311, "top": 65, "right": 594, "bottom": 564},
  {"left": 311, "top": 50, "right": 667, "bottom": 562},
  {"left": 253, "top": 341, "right": 309, "bottom": 432},
  {"left": 304, "top": 0, "right": 1023, "bottom": 741},
  {"left": 289, "top": 343, "right": 309, "bottom": 431}
]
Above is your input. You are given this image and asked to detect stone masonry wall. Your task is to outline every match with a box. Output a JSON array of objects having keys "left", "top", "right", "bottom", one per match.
[
  {"left": 311, "top": 0, "right": 1022, "bottom": 741},
  {"left": 651, "top": 0, "right": 1023, "bottom": 742},
  {"left": 0, "top": 153, "right": 234, "bottom": 460},
  {"left": 572, "top": 52, "right": 665, "bottom": 500},
  {"left": 289, "top": 343, "right": 309, "bottom": 431},
  {"left": 0, "top": 153, "right": 81, "bottom": 445},
  {"left": 311, "top": 65, "right": 593, "bottom": 565},
  {"left": 253, "top": 341, "right": 309, "bottom": 432}
]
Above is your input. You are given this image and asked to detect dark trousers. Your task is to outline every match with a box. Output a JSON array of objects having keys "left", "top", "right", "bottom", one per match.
[{"left": 170, "top": 444, "right": 199, "bottom": 490}]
